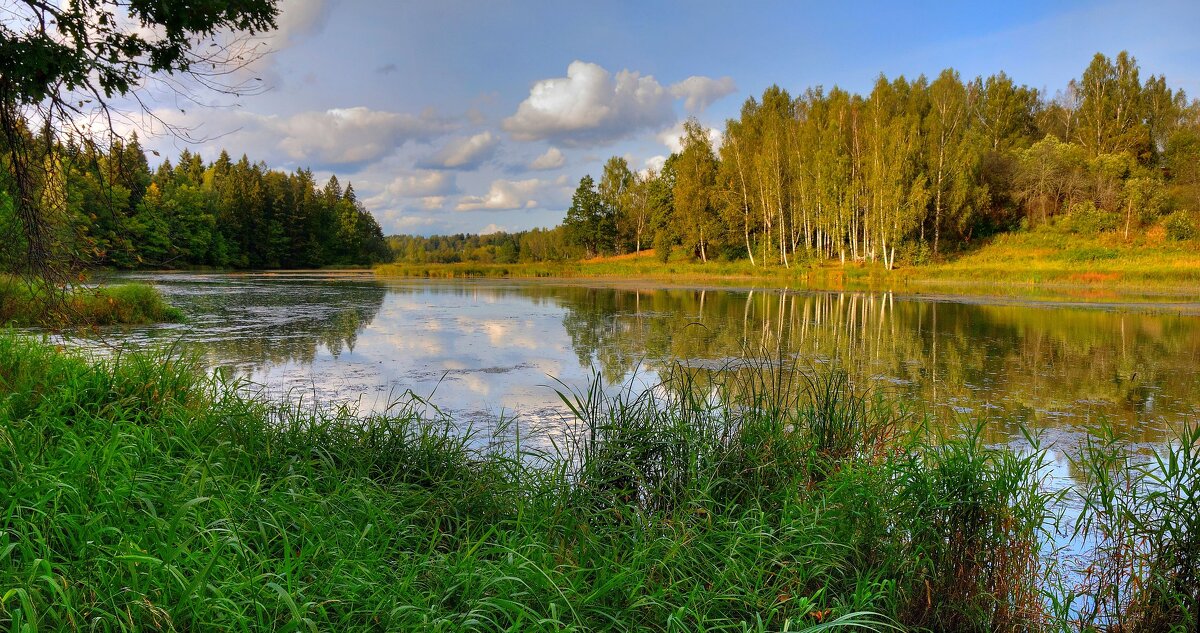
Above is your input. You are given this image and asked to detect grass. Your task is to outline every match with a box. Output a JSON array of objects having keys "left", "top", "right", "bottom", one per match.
[
  {"left": 374, "top": 251, "right": 890, "bottom": 289},
  {"left": 918, "top": 229, "right": 1200, "bottom": 291},
  {"left": 376, "top": 230, "right": 1200, "bottom": 298},
  {"left": 0, "top": 333, "right": 1196, "bottom": 631},
  {"left": 0, "top": 276, "right": 184, "bottom": 327}
]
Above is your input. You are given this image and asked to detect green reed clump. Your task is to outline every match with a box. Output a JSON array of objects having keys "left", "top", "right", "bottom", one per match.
[
  {"left": 0, "top": 276, "right": 183, "bottom": 326},
  {"left": 9, "top": 331, "right": 1182, "bottom": 631},
  {"left": 884, "top": 425, "right": 1057, "bottom": 631},
  {"left": 1070, "top": 424, "right": 1200, "bottom": 632}
]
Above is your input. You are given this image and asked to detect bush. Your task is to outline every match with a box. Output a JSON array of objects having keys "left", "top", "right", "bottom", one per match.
[
  {"left": 1068, "top": 200, "right": 1120, "bottom": 235},
  {"left": 1164, "top": 210, "right": 1196, "bottom": 241},
  {"left": 653, "top": 231, "right": 672, "bottom": 263}
]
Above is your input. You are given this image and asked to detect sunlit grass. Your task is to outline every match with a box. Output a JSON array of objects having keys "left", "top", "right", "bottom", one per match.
[
  {"left": 0, "top": 276, "right": 184, "bottom": 326},
  {"left": 376, "top": 230, "right": 1200, "bottom": 297}
]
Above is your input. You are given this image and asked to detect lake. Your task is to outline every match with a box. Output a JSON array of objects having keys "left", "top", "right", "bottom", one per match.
[{"left": 78, "top": 273, "right": 1199, "bottom": 461}]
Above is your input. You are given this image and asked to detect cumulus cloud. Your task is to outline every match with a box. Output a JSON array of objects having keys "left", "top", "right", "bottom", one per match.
[
  {"left": 146, "top": 106, "right": 455, "bottom": 169},
  {"left": 275, "top": 107, "right": 454, "bottom": 166},
  {"left": 272, "top": 0, "right": 336, "bottom": 48},
  {"left": 375, "top": 171, "right": 457, "bottom": 199},
  {"left": 643, "top": 155, "right": 667, "bottom": 174},
  {"left": 528, "top": 146, "right": 566, "bottom": 170},
  {"left": 656, "top": 120, "right": 723, "bottom": 154},
  {"left": 420, "top": 196, "right": 447, "bottom": 210},
  {"left": 456, "top": 179, "right": 544, "bottom": 211},
  {"left": 418, "top": 131, "right": 498, "bottom": 169},
  {"left": 503, "top": 61, "right": 675, "bottom": 146},
  {"left": 670, "top": 76, "right": 737, "bottom": 112}
]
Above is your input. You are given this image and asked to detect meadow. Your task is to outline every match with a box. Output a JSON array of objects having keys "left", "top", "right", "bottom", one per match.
[{"left": 375, "top": 229, "right": 1200, "bottom": 299}]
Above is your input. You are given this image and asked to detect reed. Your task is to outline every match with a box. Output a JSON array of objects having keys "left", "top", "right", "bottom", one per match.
[{"left": 1, "top": 332, "right": 1192, "bottom": 631}]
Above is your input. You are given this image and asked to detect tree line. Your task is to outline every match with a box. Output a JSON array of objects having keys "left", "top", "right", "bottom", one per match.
[
  {"left": 392, "top": 51, "right": 1200, "bottom": 267},
  {"left": 0, "top": 132, "right": 391, "bottom": 271}
]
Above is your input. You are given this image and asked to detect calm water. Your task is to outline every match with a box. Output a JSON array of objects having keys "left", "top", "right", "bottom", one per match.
[{"left": 75, "top": 273, "right": 1200, "bottom": 457}]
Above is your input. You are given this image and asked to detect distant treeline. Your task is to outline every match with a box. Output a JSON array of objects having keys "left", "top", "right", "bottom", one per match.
[
  {"left": 0, "top": 135, "right": 390, "bottom": 271},
  {"left": 386, "top": 228, "right": 583, "bottom": 264},
  {"left": 390, "top": 51, "right": 1200, "bottom": 268}
]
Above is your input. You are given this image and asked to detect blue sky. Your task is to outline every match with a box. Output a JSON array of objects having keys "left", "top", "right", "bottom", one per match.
[{"left": 129, "top": 0, "right": 1200, "bottom": 236}]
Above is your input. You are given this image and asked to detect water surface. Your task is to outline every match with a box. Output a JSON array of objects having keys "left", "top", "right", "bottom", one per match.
[{"left": 81, "top": 273, "right": 1199, "bottom": 457}]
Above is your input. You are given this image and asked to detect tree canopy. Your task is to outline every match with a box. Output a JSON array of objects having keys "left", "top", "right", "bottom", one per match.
[{"left": 1, "top": 0, "right": 279, "bottom": 280}]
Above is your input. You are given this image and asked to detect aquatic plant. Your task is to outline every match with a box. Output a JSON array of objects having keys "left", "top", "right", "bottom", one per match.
[{"left": 0, "top": 332, "right": 1193, "bottom": 631}]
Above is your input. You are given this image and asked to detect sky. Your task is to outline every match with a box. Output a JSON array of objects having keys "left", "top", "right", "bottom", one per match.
[{"left": 123, "top": 0, "right": 1200, "bottom": 236}]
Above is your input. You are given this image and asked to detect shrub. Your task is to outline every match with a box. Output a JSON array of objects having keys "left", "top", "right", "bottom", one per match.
[
  {"left": 1068, "top": 200, "right": 1120, "bottom": 235},
  {"left": 1164, "top": 210, "right": 1196, "bottom": 241}
]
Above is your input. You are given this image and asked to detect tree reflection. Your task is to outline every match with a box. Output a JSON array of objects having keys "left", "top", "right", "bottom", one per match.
[
  {"left": 541, "top": 285, "right": 1199, "bottom": 443},
  {"left": 142, "top": 276, "right": 387, "bottom": 369}
]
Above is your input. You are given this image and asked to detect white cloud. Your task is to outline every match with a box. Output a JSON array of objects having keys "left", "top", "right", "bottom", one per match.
[
  {"left": 145, "top": 106, "right": 455, "bottom": 169},
  {"left": 375, "top": 171, "right": 457, "bottom": 199},
  {"left": 503, "top": 60, "right": 675, "bottom": 146},
  {"left": 479, "top": 223, "right": 507, "bottom": 235},
  {"left": 419, "top": 131, "right": 498, "bottom": 169},
  {"left": 656, "top": 121, "right": 723, "bottom": 154},
  {"left": 529, "top": 146, "right": 566, "bottom": 170},
  {"left": 643, "top": 155, "right": 667, "bottom": 174},
  {"left": 456, "top": 178, "right": 544, "bottom": 211},
  {"left": 275, "top": 107, "right": 452, "bottom": 166},
  {"left": 272, "top": 0, "right": 336, "bottom": 48},
  {"left": 669, "top": 76, "right": 737, "bottom": 112}
]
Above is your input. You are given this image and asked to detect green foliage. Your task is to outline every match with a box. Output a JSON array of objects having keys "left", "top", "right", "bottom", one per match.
[
  {"left": 1164, "top": 210, "right": 1196, "bottom": 241},
  {"left": 7, "top": 335, "right": 1195, "bottom": 630},
  {"left": 563, "top": 174, "right": 615, "bottom": 258},
  {"left": 1067, "top": 200, "right": 1120, "bottom": 235},
  {"left": 0, "top": 277, "right": 183, "bottom": 325},
  {"left": 1, "top": 137, "right": 392, "bottom": 270},
  {"left": 0, "top": 1, "right": 278, "bottom": 106},
  {"left": 1073, "top": 425, "right": 1200, "bottom": 631}
]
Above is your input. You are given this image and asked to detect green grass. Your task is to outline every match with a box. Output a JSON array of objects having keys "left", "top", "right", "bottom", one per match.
[
  {"left": 1, "top": 334, "right": 1196, "bottom": 631},
  {"left": 374, "top": 253, "right": 890, "bottom": 289},
  {"left": 0, "top": 276, "right": 184, "bottom": 326},
  {"left": 917, "top": 229, "right": 1200, "bottom": 291},
  {"left": 377, "top": 230, "right": 1200, "bottom": 298}
]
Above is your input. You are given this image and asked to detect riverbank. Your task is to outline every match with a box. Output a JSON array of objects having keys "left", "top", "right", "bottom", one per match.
[
  {"left": 0, "top": 277, "right": 183, "bottom": 327},
  {"left": 2, "top": 334, "right": 1195, "bottom": 631},
  {"left": 374, "top": 231, "right": 1200, "bottom": 299}
]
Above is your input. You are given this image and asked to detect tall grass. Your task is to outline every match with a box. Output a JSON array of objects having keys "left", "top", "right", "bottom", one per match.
[
  {"left": 0, "top": 276, "right": 184, "bottom": 326},
  {"left": 0, "top": 333, "right": 1195, "bottom": 631},
  {"left": 1068, "top": 425, "right": 1200, "bottom": 631}
]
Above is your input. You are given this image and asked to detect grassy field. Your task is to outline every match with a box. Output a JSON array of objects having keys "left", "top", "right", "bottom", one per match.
[
  {"left": 374, "top": 252, "right": 889, "bottom": 289},
  {"left": 376, "top": 230, "right": 1200, "bottom": 298},
  {"left": 917, "top": 229, "right": 1200, "bottom": 291},
  {"left": 0, "top": 276, "right": 183, "bottom": 326},
  {"left": 2, "top": 333, "right": 1196, "bottom": 631}
]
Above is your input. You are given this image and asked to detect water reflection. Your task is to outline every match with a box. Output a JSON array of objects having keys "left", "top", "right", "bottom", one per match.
[{"left": 97, "top": 274, "right": 1199, "bottom": 448}]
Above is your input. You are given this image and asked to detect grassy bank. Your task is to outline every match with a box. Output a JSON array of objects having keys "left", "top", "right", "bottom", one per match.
[
  {"left": 376, "top": 231, "right": 1200, "bottom": 297},
  {"left": 2, "top": 335, "right": 1196, "bottom": 630},
  {"left": 918, "top": 230, "right": 1200, "bottom": 291},
  {"left": 0, "top": 277, "right": 183, "bottom": 327},
  {"left": 374, "top": 253, "right": 888, "bottom": 289}
]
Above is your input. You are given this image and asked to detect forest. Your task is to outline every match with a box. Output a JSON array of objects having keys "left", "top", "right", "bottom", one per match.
[
  {"left": 0, "top": 134, "right": 391, "bottom": 271},
  {"left": 393, "top": 51, "right": 1200, "bottom": 268}
]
